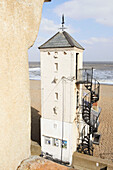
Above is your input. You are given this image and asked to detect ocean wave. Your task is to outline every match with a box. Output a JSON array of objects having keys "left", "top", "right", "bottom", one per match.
[
  {"left": 28, "top": 65, "right": 113, "bottom": 85},
  {"left": 29, "top": 76, "right": 41, "bottom": 80},
  {"left": 93, "top": 79, "right": 113, "bottom": 85},
  {"left": 29, "top": 67, "right": 40, "bottom": 71},
  {"left": 99, "top": 82, "right": 113, "bottom": 85}
]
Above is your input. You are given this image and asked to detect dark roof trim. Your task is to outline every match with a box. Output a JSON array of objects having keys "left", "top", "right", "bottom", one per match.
[
  {"left": 39, "top": 46, "right": 83, "bottom": 49},
  {"left": 44, "top": 0, "right": 51, "bottom": 2}
]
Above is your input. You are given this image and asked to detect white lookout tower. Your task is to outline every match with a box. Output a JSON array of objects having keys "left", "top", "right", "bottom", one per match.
[{"left": 39, "top": 16, "right": 101, "bottom": 165}]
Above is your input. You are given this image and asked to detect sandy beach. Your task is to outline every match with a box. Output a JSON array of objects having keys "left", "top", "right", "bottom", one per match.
[
  {"left": 30, "top": 80, "right": 41, "bottom": 113},
  {"left": 30, "top": 80, "right": 113, "bottom": 161},
  {"left": 94, "top": 84, "right": 113, "bottom": 161},
  {"left": 30, "top": 80, "right": 41, "bottom": 145}
]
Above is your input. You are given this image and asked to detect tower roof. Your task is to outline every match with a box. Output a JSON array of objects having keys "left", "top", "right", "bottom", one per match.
[{"left": 38, "top": 31, "right": 84, "bottom": 50}]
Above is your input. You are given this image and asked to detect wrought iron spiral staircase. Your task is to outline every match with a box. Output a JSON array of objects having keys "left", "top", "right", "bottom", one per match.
[{"left": 76, "top": 68, "right": 101, "bottom": 156}]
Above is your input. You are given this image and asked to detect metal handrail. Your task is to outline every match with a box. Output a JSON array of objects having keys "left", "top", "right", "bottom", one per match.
[
  {"left": 77, "top": 67, "right": 101, "bottom": 156},
  {"left": 76, "top": 68, "right": 93, "bottom": 83}
]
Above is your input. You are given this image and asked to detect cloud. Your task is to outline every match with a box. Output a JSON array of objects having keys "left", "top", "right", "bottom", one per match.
[
  {"left": 40, "top": 18, "right": 59, "bottom": 34},
  {"left": 39, "top": 17, "right": 77, "bottom": 35},
  {"left": 28, "top": 17, "right": 76, "bottom": 61},
  {"left": 81, "top": 37, "right": 113, "bottom": 45},
  {"left": 54, "top": 0, "right": 113, "bottom": 26},
  {"left": 36, "top": 17, "right": 77, "bottom": 47},
  {"left": 80, "top": 37, "right": 113, "bottom": 61}
]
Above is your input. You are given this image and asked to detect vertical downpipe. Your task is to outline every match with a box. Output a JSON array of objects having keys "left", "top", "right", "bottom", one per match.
[
  {"left": 61, "top": 78, "right": 65, "bottom": 162},
  {"left": 89, "top": 68, "right": 93, "bottom": 154},
  {"left": 76, "top": 53, "right": 78, "bottom": 80}
]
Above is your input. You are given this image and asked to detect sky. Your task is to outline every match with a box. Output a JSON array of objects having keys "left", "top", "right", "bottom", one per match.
[{"left": 28, "top": 0, "right": 113, "bottom": 62}]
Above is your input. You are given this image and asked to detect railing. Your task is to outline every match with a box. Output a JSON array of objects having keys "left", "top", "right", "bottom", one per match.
[
  {"left": 77, "top": 67, "right": 101, "bottom": 155},
  {"left": 81, "top": 125, "right": 86, "bottom": 139},
  {"left": 92, "top": 78, "right": 98, "bottom": 90},
  {"left": 92, "top": 78, "right": 100, "bottom": 102},
  {"left": 91, "top": 107, "right": 101, "bottom": 120},
  {"left": 82, "top": 89, "right": 101, "bottom": 127},
  {"left": 90, "top": 108, "right": 101, "bottom": 129},
  {"left": 82, "top": 92, "right": 91, "bottom": 126},
  {"left": 76, "top": 68, "right": 93, "bottom": 83}
]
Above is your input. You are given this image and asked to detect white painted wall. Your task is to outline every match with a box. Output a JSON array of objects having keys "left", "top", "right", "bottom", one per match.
[
  {"left": 40, "top": 46, "right": 84, "bottom": 164},
  {"left": 41, "top": 118, "right": 78, "bottom": 163}
]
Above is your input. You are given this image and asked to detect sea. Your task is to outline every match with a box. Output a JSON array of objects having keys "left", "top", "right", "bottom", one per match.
[
  {"left": 29, "top": 62, "right": 113, "bottom": 85},
  {"left": 29, "top": 62, "right": 41, "bottom": 80}
]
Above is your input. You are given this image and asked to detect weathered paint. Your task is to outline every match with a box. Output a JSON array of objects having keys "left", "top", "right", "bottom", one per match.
[{"left": 0, "top": 0, "right": 50, "bottom": 169}]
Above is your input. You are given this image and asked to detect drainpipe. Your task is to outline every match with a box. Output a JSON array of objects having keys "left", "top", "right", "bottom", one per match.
[
  {"left": 89, "top": 68, "right": 93, "bottom": 153},
  {"left": 61, "top": 78, "right": 65, "bottom": 162}
]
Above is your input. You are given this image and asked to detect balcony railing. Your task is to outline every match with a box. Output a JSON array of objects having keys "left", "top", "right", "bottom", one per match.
[
  {"left": 92, "top": 78, "right": 100, "bottom": 102},
  {"left": 90, "top": 107, "right": 101, "bottom": 127},
  {"left": 76, "top": 68, "right": 93, "bottom": 84},
  {"left": 77, "top": 67, "right": 101, "bottom": 155}
]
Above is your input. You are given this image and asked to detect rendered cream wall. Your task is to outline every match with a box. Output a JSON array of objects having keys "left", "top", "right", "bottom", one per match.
[
  {"left": 0, "top": 0, "right": 50, "bottom": 169},
  {"left": 41, "top": 118, "right": 77, "bottom": 163},
  {"left": 41, "top": 48, "right": 83, "bottom": 122},
  {"left": 41, "top": 47, "right": 83, "bottom": 164},
  {"left": 41, "top": 48, "right": 75, "bottom": 122}
]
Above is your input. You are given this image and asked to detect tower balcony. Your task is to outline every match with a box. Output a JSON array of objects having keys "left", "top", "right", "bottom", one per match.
[{"left": 76, "top": 68, "right": 93, "bottom": 84}]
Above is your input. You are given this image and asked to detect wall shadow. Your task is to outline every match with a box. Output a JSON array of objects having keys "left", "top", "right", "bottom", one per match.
[{"left": 31, "top": 107, "right": 41, "bottom": 145}]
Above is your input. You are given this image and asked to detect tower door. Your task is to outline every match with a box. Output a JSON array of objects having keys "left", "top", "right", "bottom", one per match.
[{"left": 76, "top": 53, "right": 79, "bottom": 80}]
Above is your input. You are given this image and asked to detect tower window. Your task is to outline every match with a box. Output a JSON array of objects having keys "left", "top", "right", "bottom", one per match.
[
  {"left": 54, "top": 63, "right": 58, "bottom": 71},
  {"left": 53, "top": 106, "right": 57, "bottom": 114},
  {"left": 76, "top": 91, "right": 79, "bottom": 109},
  {"left": 53, "top": 76, "right": 58, "bottom": 83},
  {"left": 54, "top": 52, "right": 58, "bottom": 58},
  {"left": 55, "top": 92, "right": 58, "bottom": 100}
]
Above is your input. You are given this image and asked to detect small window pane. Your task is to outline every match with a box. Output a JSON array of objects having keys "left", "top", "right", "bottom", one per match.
[
  {"left": 55, "top": 93, "right": 58, "bottom": 100},
  {"left": 53, "top": 138, "right": 59, "bottom": 147},
  {"left": 45, "top": 137, "right": 51, "bottom": 145},
  {"left": 54, "top": 52, "right": 58, "bottom": 58},
  {"left": 55, "top": 63, "right": 58, "bottom": 71},
  {"left": 53, "top": 106, "right": 57, "bottom": 114},
  {"left": 61, "top": 140, "right": 67, "bottom": 149},
  {"left": 76, "top": 91, "right": 79, "bottom": 109}
]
